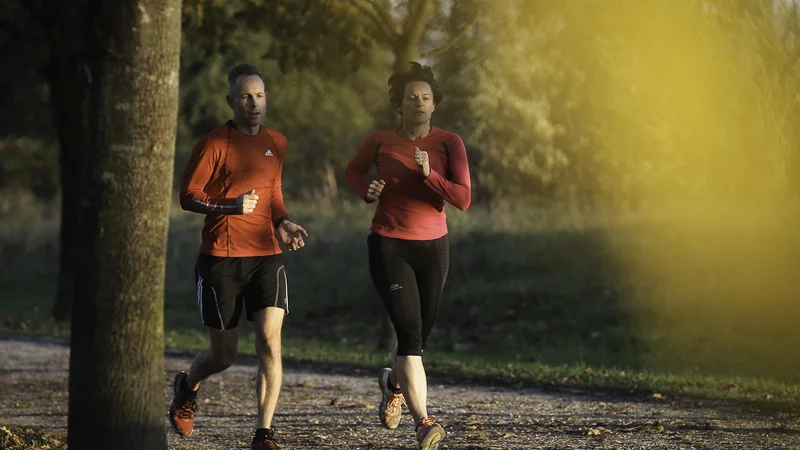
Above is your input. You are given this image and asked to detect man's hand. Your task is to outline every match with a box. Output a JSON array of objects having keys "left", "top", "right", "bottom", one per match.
[
  {"left": 365, "top": 180, "right": 385, "bottom": 203},
  {"left": 414, "top": 147, "right": 430, "bottom": 178},
  {"left": 236, "top": 189, "right": 258, "bottom": 214},
  {"left": 277, "top": 220, "right": 309, "bottom": 251}
]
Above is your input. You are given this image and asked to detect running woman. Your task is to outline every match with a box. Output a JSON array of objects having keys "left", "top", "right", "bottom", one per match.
[{"left": 345, "top": 61, "right": 471, "bottom": 450}]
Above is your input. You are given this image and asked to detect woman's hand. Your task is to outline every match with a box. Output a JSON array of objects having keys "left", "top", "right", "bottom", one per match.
[{"left": 414, "top": 147, "right": 430, "bottom": 178}]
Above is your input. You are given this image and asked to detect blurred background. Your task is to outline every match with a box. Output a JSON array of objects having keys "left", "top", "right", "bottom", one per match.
[{"left": 2, "top": 0, "right": 799, "bottom": 387}]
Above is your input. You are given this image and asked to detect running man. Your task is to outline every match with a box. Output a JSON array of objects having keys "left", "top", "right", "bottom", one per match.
[
  {"left": 168, "top": 62, "right": 308, "bottom": 450},
  {"left": 345, "top": 61, "right": 471, "bottom": 450}
]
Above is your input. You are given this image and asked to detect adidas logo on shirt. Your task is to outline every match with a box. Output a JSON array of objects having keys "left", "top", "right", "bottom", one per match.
[{"left": 265, "top": 149, "right": 273, "bottom": 156}]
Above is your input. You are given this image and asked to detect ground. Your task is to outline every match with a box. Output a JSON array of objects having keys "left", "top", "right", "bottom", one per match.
[{"left": 2, "top": 337, "right": 799, "bottom": 449}]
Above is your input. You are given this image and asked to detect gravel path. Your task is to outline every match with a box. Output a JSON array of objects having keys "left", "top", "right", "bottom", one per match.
[{"left": 2, "top": 338, "right": 799, "bottom": 449}]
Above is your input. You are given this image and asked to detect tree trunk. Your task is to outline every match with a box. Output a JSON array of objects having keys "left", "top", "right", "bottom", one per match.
[
  {"left": 67, "top": 0, "right": 182, "bottom": 448},
  {"left": 49, "top": 57, "right": 90, "bottom": 322},
  {"left": 32, "top": 0, "right": 93, "bottom": 322}
]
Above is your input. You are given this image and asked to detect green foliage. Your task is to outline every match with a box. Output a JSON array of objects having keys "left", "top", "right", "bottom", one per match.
[
  {"left": 6, "top": 0, "right": 800, "bottom": 208},
  {"left": 0, "top": 137, "right": 59, "bottom": 201},
  {"left": 266, "top": 65, "right": 385, "bottom": 195},
  {"left": 461, "top": 0, "right": 592, "bottom": 206}
]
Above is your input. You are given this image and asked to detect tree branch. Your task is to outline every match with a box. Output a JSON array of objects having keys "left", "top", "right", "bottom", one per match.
[
  {"left": 419, "top": 8, "right": 480, "bottom": 59},
  {"left": 401, "top": 0, "right": 433, "bottom": 49},
  {"left": 403, "top": 0, "right": 432, "bottom": 34},
  {"left": 366, "top": 0, "right": 399, "bottom": 36},
  {"left": 345, "top": 0, "right": 397, "bottom": 44}
]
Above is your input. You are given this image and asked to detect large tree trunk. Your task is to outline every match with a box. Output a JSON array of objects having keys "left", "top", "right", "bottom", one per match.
[{"left": 67, "top": 0, "right": 182, "bottom": 448}]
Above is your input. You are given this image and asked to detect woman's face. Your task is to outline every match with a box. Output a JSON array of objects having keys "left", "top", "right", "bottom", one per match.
[{"left": 400, "top": 81, "right": 435, "bottom": 125}]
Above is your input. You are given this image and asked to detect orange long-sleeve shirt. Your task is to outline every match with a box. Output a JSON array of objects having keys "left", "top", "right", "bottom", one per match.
[
  {"left": 180, "top": 121, "right": 289, "bottom": 257},
  {"left": 345, "top": 127, "right": 471, "bottom": 240}
]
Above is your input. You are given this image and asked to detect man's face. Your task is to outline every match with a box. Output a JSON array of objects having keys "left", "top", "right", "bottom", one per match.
[
  {"left": 400, "top": 81, "right": 435, "bottom": 125},
  {"left": 228, "top": 75, "right": 267, "bottom": 127}
]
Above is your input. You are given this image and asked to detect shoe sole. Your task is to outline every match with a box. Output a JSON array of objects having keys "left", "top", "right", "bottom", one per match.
[
  {"left": 419, "top": 425, "right": 445, "bottom": 450},
  {"left": 378, "top": 368, "right": 400, "bottom": 430}
]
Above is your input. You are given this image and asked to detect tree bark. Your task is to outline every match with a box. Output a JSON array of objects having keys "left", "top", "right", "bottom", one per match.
[{"left": 67, "top": 0, "right": 182, "bottom": 448}]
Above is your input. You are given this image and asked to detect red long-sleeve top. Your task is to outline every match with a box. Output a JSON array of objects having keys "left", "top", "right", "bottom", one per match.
[
  {"left": 180, "top": 121, "right": 289, "bottom": 257},
  {"left": 345, "top": 127, "right": 471, "bottom": 240}
]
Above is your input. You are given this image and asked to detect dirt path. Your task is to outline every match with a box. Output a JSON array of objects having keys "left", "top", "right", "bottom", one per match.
[{"left": 2, "top": 337, "right": 799, "bottom": 449}]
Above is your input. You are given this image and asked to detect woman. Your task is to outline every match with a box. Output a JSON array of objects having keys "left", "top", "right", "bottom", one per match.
[{"left": 345, "top": 61, "right": 471, "bottom": 450}]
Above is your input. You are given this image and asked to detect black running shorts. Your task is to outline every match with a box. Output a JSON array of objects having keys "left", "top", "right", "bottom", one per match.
[{"left": 194, "top": 253, "right": 288, "bottom": 330}]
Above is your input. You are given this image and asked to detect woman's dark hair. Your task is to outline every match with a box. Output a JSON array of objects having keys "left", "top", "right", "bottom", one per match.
[{"left": 388, "top": 61, "right": 443, "bottom": 108}]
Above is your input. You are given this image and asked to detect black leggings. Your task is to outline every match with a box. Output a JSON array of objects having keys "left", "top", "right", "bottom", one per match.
[{"left": 367, "top": 232, "right": 450, "bottom": 356}]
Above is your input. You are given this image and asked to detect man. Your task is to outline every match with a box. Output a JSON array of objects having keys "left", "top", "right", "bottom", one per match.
[{"left": 168, "top": 63, "right": 308, "bottom": 450}]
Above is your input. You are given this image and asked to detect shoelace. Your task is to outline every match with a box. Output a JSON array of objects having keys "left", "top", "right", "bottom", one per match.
[
  {"left": 387, "top": 391, "right": 407, "bottom": 409},
  {"left": 176, "top": 398, "right": 197, "bottom": 419},
  {"left": 417, "top": 415, "right": 437, "bottom": 431}
]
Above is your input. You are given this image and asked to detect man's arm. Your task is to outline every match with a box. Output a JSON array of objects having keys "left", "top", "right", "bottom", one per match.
[
  {"left": 270, "top": 133, "right": 290, "bottom": 227},
  {"left": 345, "top": 132, "right": 381, "bottom": 202},
  {"left": 271, "top": 133, "right": 308, "bottom": 251},
  {"left": 423, "top": 136, "right": 472, "bottom": 211},
  {"left": 179, "top": 136, "right": 240, "bottom": 214}
]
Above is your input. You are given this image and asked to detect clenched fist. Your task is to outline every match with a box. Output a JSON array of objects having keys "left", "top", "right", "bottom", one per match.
[
  {"left": 414, "top": 147, "right": 430, "bottom": 178},
  {"left": 237, "top": 189, "right": 258, "bottom": 214},
  {"left": 365, "top": 179, "right": 385, "bottom": 203}
]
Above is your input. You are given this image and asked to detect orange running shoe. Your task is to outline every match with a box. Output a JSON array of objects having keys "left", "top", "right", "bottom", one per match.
[{"left": 168, "top": 371, "right": 197, "bottom": 437}]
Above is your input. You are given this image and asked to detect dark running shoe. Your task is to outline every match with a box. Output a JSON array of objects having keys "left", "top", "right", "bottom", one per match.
[
  {"left": 168, "top": 371, "right": 197, "bottom": 437},
  {"left": 252, "top": 427, "right": 280, "bottom": 450}
]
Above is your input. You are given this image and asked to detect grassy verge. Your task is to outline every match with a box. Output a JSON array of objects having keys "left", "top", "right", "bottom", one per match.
[
  {"left": 0, "top": 426, "right": 67, "bottom": 450},
  {"left": 2, "top": 197, "right": 800, "bottom": 414}
]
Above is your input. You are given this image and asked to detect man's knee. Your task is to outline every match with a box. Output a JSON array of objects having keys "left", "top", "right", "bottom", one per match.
[
  {"left": 255, "top": 329, "right": 281, "bottom": 356},
  {"left": 208, "top": 329, "right": 239, "bottom": 370},
  {"left": 253, "top": 306, "right": 284, "bottom": 356},
  {"left": 210, "top": 344, "right": 238, "bottom": 369}
]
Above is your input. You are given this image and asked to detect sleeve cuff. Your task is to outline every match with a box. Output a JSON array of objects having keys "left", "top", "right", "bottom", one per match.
[
  {"left": 274, "top": 216, "right": 289, "bottom": 228},
  {"left": 423, "top": 169, "right": 443, "bottom": 185}
]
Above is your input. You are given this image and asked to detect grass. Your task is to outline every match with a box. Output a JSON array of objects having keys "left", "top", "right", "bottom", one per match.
[
  {"left": 2, "top": 193, "right": 800, "bottom": 414},
  {"left": 0, "top": 426, "right": 67, "bottom": 450}
]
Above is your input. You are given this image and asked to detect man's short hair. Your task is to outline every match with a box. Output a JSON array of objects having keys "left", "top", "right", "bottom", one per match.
[{"left": 227, "top": 63, "right": 264, "bottom": 91}]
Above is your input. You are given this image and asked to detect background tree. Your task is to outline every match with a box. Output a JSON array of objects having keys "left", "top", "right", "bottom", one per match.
[
  {"left": 66, "top": 0, "right": 182, "bottom": 447},
  {"left": 0, "top": 0, "right": 92, "bottom": 322}
]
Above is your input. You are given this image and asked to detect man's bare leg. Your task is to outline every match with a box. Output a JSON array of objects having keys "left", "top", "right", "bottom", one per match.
[
  {"left": 186, "top": 328, "right": 239, "bottom": 390},
  {"left": 169, "top": 328, "right": 239, "bottom": 437},
  {"left": 253, "top": 307, "right": 285, "bottom": 429}
]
